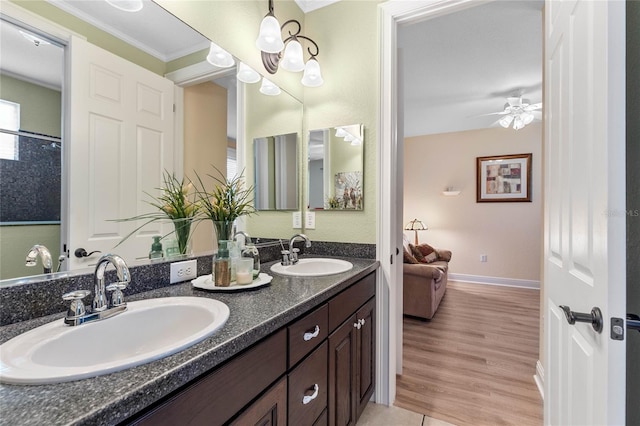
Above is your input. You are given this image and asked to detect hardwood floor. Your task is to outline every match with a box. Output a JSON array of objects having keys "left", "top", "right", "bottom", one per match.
[{"left": 395, "top": 281, "right": 543, "bottom": 426}]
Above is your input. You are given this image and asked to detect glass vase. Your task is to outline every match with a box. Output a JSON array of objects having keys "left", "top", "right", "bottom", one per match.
[
  {"left": 172, "top": 218, "right": 192, "bottom": 255},
  {"left": 212, "top": 220, "right": 234, "bottom": 241}
]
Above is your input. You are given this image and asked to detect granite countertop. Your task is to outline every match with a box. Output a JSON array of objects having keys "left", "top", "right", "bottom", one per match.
[{"left": 0, "top": 257, "right": 379, "bottom": 426}]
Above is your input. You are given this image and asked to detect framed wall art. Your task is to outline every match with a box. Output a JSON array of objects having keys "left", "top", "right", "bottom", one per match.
[{"left": 476, "top": 153, "right": 532, "bottom": 202}]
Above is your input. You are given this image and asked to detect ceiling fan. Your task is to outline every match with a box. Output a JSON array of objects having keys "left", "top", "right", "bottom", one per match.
[{"left": 484, "top": 97, "right": 542, "bottom": 130}]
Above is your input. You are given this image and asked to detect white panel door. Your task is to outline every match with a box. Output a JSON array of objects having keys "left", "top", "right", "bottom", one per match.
[
  {"left": 67, "top": 36, "right": 175, "bottom": 269},
  {"left": 544, "top": 1, "right": 626, "bottom": 425}
]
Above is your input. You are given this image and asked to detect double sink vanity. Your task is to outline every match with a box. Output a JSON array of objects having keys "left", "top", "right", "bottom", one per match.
[{"left": 0, "top": 254, "right": 379, "bottom": 425}]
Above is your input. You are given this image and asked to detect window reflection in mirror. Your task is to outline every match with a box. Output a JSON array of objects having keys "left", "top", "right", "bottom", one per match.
[
  {"left": 254, "top": 133, "right": 298, "bottom": 210},
  {"left": 308, "top": 124, "right": 364, "bottom": 211}
]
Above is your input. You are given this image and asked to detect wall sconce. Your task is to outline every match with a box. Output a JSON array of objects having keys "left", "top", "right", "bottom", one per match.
[
  {"left": 404, "top": 218, "right": 427, "bottom": 245},
  {"left": 335, "top": 126, "right": 362, "bottom": 146},
  {"left": 256, "top": 0, "right": 324, "bottom": 87},
  {"left": 237, "top": 62, "right": 261, "bottom": 84},
  {"left": 259, "top": 77, "right": 281, "bottom": 96},
  {"left": 206, "top": 41, "right": 234, "bottom": 68}
]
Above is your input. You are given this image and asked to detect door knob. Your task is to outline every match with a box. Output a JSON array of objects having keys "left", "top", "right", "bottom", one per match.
[
  {"left": 74, "top": 248, "right": 102, "bottom": 258},
  {"left": 559, "top": 305, "right": 603, "bottom": 333}
]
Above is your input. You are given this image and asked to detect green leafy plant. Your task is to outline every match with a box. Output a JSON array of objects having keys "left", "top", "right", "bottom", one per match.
[
  {"left": 193, "top": 166, "right": 256, "bottom": 239},
  {"left": 115, "top": 171, "right": 199, "bottom": 254}
]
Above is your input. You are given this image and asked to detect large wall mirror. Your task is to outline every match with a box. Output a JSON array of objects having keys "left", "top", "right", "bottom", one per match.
[
  {"left": 308, "top": 124, "right": 364, "bottom": 211},
  {"left": 0, "top": 1, "right": 302, "bottom": 283}
]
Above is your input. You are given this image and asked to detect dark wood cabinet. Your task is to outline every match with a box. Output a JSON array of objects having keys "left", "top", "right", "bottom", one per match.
[
  {"left": 327, "top": 274, "right": 376, "bottom": 426},
  {"left": 125, "top": 272, "right": 375, "bottom": 426}
]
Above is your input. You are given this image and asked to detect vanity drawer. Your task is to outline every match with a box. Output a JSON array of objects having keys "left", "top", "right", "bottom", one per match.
[
  {"left": 329, "top": 272, "right": 375, "bottom": 332},
  {"left": 288, "top": 341, "right": 328, "bottom": 426},
  {"left": 131, "top": 329, "right": 286, "bottom": 426},
  {"left": 288, "top": 304, "right": 328, "bottom": 367}
]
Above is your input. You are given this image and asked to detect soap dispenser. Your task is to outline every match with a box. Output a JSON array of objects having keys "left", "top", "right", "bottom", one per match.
[{"left": 149, "top": 236, "right": 163, "bottom": 259}]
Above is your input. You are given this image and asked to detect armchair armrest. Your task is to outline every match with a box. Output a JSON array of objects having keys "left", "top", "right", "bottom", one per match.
[
  {"left": 403, "top": 263, "right": 443, "bottom": 281},
  {"left": 435, "top": 249, "right": 452, "bottom": 262}
]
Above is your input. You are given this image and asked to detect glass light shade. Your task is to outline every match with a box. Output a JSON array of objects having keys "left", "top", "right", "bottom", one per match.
[
  {"left": 105, "top": 0, "right": 143, "bottom": 12},
  {"left": 513, "top": 115, "right": 524, "bottom": 130},
  {"left": 259, "top": 77, "right": 281, "bottom": 96},
  {"left": 301, "top": 58, "right": 324, "bottom": 87},
  {"left": 237, "top": 62, "right": 260, "bottom": 84},
  {"left": 522, "top": 112, "right": 535, "bottom": 125},
  {"left": 404, "top": 218, "right": 427, "bottom": 231},
  {"left": 280, "top": 39, "right": 305, "bottom": 72},
  {"left": 351, "top": 138, "right": 362, "bottom": 146},
  {"left": 206, "top": 42, "right": 234, "bottom": 68},
  {"left": 344, "top": 133, "right": 355, "bottom": 142},
  {"left": 499, "top": 115, "right": 514, "bottom": 128},
  {"left": 256, "top": 15, "right": 284, "bottom": 53},
  {"left": 335, "top": 127, "right": 347, "bottom": 137}
]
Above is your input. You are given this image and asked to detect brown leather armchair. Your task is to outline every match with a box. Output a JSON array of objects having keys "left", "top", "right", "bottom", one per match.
[{"left": 403, "top": 247, "right": 451, "bottom": 320}]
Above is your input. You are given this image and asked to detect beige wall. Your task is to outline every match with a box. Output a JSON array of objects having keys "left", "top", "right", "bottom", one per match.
[
  {"left": 0, "top": 74, "right": 62, "bottom": 137},
  {"left": 302, "top": 0, "right": 380, "bottom": 243},
  {"left": 183, "top": 82, "right": 228, "bottom": 253},
  {"left": 404, "top": 123, "right": 543, "bottom": 281}
]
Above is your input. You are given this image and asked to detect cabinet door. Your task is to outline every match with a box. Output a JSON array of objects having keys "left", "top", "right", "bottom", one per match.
[
  {"left": 328, "top": 314, "right": 357, "bottom": 426},
  {"left": 355, "top": 298, "right": 375, "bottom": 419},
  {"left": 231, "top": 377, "right": 287, "bottom": 426}
]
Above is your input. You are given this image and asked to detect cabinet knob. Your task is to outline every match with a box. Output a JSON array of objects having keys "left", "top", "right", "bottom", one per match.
[
  {"left": 303, "top": 325, "right": 320, "bottom": 341},
  {"left": 353, "top": 322, "right": 361, "bottom": 330},
  {"left": 302, "top": 384, "right": 319, "bottom": 405}
]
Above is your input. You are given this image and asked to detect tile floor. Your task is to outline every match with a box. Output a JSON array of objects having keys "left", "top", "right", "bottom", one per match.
[{"left": 358, "top": 403, "right": 456, "bottom": 426}]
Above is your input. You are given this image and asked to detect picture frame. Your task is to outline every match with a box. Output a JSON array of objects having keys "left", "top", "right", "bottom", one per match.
[{"left": 476, "top": 153, "right": 532, "bottom": 202}]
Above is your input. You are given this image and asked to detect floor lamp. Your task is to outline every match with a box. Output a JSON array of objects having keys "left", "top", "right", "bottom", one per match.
[{"left": 405, "top": 218, "right": 427, "bottom": 245}]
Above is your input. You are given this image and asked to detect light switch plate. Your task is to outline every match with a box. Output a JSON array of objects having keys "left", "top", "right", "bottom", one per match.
[
  {"left": 170, "top": 259, "right": 197, "bottom": 284},
  {"left": 292, "top": 211, "right": 302, "bottom": 229},
  {"left": 305, "top": 211, "right": 316, "bottom": 229}
]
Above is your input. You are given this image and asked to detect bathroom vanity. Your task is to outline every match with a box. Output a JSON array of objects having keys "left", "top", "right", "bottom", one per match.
[{"left": 0, "top": 257, "right": 378, "bottom": 426}]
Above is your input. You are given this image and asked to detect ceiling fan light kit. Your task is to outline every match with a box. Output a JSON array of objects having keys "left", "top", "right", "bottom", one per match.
[{"left": 495, "top": 96, "right": 542, "bottom": 130}]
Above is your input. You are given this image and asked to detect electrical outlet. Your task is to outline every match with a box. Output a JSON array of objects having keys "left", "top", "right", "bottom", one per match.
[
  {"left": 292, "top": 211, "right": 302, "bottom": 229},
  {"left": 305, "top": 211, "right": 316, "bottom": 229},
  {"left": 480, "top": 254, "right": 488, "bottom": 263},
  {"left": 170, "top": 259, "right": 197, "bottom": 284}
]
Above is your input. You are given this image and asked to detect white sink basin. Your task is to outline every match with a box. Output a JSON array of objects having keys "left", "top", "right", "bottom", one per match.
[
  {"left": 0, "top": 297, "right": 229, "bottom": 385},
  {"left": 270, "top": 258, "right": 353, "bottom": 277}
]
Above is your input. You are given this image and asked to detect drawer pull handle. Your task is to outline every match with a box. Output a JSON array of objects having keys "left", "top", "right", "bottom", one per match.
[
  {"left": 302, "top": 384, "right": 319, "bottom": 405},
  {"left": 303, "top": 325, "right": 320, "bottom": 341}
]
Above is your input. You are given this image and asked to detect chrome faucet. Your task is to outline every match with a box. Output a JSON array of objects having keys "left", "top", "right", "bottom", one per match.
[
  {"left": 233, "top": 231, "right": 252, "bottom": 246},
  {"left": 286, "top": 234, "right": 311, "bottom": 265},
  {"left": 25, "top": 244, "right": 53, "bottom": 274},
  {"left": 61, "top": 253, "right": 130, "bottom": 326}
]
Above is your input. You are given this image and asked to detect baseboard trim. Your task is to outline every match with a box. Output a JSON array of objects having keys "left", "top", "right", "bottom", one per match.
[
  {"left": 449, "top": 273, "right": 540, "bottom": 289},
  {"left": 534, "top": 360, "right": 544, "bottom": 400}
]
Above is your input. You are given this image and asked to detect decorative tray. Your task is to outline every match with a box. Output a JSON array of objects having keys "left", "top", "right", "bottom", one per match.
[{"left": 191, "top": 272, "right": 273, "bottom": 292}]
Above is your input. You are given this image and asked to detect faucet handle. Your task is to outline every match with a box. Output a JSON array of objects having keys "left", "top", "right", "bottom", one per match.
[
  {"left": 281, "top": 250, "right": 291, "bottom": 266},
  {"left": 291, "top": 248, "right": 300, "bottom": 263},
  {"left": 106, "top": 282, "right": 127, "bottom": 307},
  {"left": 62, "top": 290, "right": 90, "bottom": 318}
]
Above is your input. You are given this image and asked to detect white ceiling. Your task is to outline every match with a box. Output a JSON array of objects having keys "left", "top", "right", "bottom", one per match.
[{"left": 399, "top": 0, "right": 543, "bottom": 137}]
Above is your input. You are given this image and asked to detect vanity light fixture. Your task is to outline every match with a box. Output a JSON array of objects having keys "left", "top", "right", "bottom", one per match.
[
  {"left": 206, "top": 41, "right": 234, "bottom": 68},
  {"left": 259, "top": 77, "right": 281, "bottom": 96},
  {"left": 256, "top": 0, "right": 323, "bottom": 87},
  {"left": 105, "top": 0, "right": 143, "bottom": 12},
  {"left": 237, "top": 62, "right": 261, "bottom": 84},
  {"left": 335, "top": 126, "right": 361, "bottom": 145}
]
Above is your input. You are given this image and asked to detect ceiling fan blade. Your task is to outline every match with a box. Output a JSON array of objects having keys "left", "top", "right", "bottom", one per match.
[
  {"left": 474, "top": 111, "right": 509, "bottom": 117},
  {"left": 525, "top": 103, "right": 542, "bottom": 111}
]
